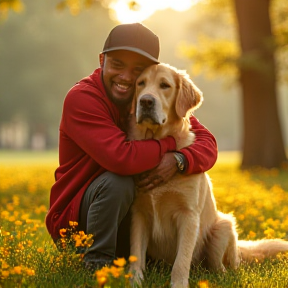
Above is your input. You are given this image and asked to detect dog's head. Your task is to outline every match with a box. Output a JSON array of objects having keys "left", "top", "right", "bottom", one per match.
[{"left": 133, "top": 63, "right": 203, "bottom": 128}]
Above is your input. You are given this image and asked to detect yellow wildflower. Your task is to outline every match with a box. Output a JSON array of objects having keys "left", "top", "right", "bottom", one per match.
[
  {"left": 78, "top": 231, "right": 87, "bottom": 240},
  {"left": 1, "top": 210, "right": 9, "bottom": 219},
  {"left": 84, "top": 234, "right": 94, "bottom": 247},
  {"left": 21, "top": 213, "right": 30, "bottom": 220},
  {"left": 35, "top": 204, "right": 47, "bottom": 214},
  {"left": 96, "top": 269, "right": 108, "bottom": 286},
  {"left": 13, "top": 266, "right": 22, "bottom": 274},
  {"left": 199, "top": 280, "right": 209, "bottom": 288},
  {"left": 37, "top": 247, "right": 44, "bottom": 253},
  {"left": 59, "top": 228, "right": 67, "bottom": 238},
  {"left": 7, "top": 203, "right": 14, "bottom": 211},
  {"left": 125, "top": 272, "right": 133, "bottom": 279},
  {"left": 238, "top": 214, "right": 245, "bottom": 221},
  {"left": 74, "top": 238, "right": 83, "bottom": 247},
  {"left": 2, "top": 261, "right": 9, "bottom": 269},
  {"left": 1, "top": 270, "right": 9, "bottom": 278},
  {"left": 12, "top": 195, "right": 20, "bottom": 206},
  {"left": 248, "top": 231, "right": 256, "bottom": 239},
  {"left": 18, "top": 243, "right": 24, "bottom": 250},
  {"left": 26, "top": 268, "right": 35, "bottom": 276},
  {"left": 28, "top": 183, "right": 37, "bottom": 193},
  {"left": 264, "top": 227, "right": 275, "bottom": 239},
  {"left": 15, "top": 220, "right": 22, "bottom": 226},
  {"left": 69, "top": 221, "right": 78, "bottom": 227},
  {"left": 113, "top": 257, "right": 126, "bottom": 267},
  {"left": 31, "top": 223, "right": 40, "bottom": 231},
  {"left": 8, "top": 215, "right": 16, "bottom": 222},
  {"left": 110, "top": 266, "right": 123, "bottom": 278},
  {"left": 129, "top": 255, "right": 138, "bottom": 263}
]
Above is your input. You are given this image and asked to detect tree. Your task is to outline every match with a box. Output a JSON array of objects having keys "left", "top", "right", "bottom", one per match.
[
  {"left": 233, "top": 0, "right": 286, "bottom": 168},
  {"left": 182, "top": 0, "right": 287, "bottom": 169}
]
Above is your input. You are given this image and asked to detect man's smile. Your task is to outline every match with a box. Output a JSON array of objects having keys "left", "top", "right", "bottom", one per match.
[{"left": 115, "top": 82, "right": 132, "bottom": 92}]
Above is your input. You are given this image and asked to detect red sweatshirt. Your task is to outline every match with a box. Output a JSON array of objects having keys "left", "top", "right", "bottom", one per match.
[{"left": 45, "top": 68, "right": 218, "bottom": 239}]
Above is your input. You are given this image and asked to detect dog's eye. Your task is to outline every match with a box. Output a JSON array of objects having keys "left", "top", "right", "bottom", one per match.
[
  {"left": 138, "top": 80, "right": 145, "bottom": 86},
  {"left": 160, "top": 82, "right": 170, "bottom": 89}
]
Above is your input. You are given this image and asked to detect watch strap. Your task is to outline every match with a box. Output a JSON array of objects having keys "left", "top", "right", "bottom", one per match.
[{"left": 174, "top": 152, "right": 186, "bottom": 173}]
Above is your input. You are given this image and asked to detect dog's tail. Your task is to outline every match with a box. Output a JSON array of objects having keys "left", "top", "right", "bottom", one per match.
[{"left": 238, "top": 239, "right": 288, "bottom": 262}]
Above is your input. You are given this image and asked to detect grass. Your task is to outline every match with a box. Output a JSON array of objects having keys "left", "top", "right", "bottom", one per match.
[{"left": 0, "top": 150, "right": 288, "bottom": 287}]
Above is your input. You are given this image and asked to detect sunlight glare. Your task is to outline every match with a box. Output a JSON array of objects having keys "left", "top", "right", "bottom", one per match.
[{"left": 107, "top": 0, "right": 202, "bottom": 23}]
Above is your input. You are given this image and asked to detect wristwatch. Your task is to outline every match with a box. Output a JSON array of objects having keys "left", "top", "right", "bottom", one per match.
[{"left": 174, "top": 152, "right": 186, "bottom": 173}]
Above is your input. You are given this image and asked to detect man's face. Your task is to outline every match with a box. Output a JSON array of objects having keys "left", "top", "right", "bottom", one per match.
[{"left": 100, "top": 50, "right": 155, "bottom": 106}]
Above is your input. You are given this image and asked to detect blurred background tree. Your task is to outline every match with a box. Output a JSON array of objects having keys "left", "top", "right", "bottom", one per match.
[
  {"left": 181, "top": 0, "right": 287, "bottom": 168},
  {"left": 234, "top": 0, "right": 286, "bottom": 169},
  {"left": 0, "top": 0, "right": 287, "bottom": 169}
]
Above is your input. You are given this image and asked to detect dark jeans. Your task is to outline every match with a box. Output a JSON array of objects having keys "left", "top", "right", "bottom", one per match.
[{"left": 79, "top": 171, "right": 135, "bottom": 263}]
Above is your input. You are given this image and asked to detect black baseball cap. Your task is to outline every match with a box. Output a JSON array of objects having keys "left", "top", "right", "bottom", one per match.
[{"left": 102, "top": 23, "right": 160, "bottom": 63}]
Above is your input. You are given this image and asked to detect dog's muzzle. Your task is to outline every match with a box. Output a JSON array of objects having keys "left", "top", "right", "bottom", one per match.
[
  {"left": 137, "top": 94, "right": 160, "bottom": 125},
  {"left": 140, "top": 94, "right": 155, "bottom": 110}
]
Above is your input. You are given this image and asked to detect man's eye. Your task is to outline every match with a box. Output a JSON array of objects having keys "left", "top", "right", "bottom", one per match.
[
  {"left": 134, "top": 67, "right": 144, "bottom": 74},
  {"left": 160, "top": 82, "right": 170, "bottom": 89},
  {"left": 111, "top": 61, "right": 123, "bottom": 69}
]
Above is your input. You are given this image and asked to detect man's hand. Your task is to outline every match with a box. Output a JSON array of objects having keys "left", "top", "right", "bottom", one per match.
[{"left": 136, "top": 152, "right": 178, "bottom": 191}]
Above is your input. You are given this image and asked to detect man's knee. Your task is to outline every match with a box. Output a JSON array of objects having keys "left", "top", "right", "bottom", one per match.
[{"left": 104, "top": 173, "right": 135, "bottom": 205}]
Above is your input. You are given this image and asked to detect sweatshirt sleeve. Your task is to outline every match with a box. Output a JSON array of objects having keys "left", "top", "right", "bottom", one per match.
[
  {"left": 180, "top": 116, "right": 218, "bottom": 174},
  {"left": 61, "top": 86, "right": 176, "bottom": 176}
]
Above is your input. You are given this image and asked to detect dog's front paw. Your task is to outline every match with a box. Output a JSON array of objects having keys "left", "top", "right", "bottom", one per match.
[
  {"left": 171, "top": 280, "right": 189, "bottom": 288},
  {"left": 171, "top": 269, "right": 189, "bottom": 288},
  {"left": 130, "top": 267, "right": 144, "bottom": 287}
]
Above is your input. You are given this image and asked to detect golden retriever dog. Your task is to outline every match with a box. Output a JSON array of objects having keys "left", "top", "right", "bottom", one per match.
[{"left": 128, "top": 63, "right": 288, "bottom": 288}]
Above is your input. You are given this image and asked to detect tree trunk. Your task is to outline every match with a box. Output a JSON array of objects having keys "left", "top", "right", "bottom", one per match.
[{"left": 234, "top": 0, "right": 287, "bottom": 169}]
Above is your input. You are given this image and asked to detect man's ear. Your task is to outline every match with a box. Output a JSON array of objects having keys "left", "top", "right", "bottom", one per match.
[{"left": 99, "top": 53, "right": 105, "bottom": 68}]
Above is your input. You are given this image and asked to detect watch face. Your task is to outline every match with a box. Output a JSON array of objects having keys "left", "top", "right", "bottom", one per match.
[
  {"left": 174, "top": 153, "right": 185, "bottom": 172},
  {"left": 177, "top": 159, "right": 184, "bottom": 171}
]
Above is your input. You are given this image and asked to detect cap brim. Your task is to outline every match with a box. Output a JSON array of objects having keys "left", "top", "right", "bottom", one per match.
[{"left": 102, "top": 46, "right": 159, "bottom": 64}]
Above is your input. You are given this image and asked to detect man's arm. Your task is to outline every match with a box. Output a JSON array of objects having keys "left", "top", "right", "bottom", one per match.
[
  {"left": 180, "top": 115, "right": 218, "bottom": 174},
  {"left": 62, "top": 86, "right": 176, "bottom": 176},
  {"left": 137, "top": 115, "right": 217, "bottom": 190}
]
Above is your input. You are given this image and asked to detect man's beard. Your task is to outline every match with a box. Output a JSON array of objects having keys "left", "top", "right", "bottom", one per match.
[{"left": 108, "top": 92, "right": 133, "bottom": 107}]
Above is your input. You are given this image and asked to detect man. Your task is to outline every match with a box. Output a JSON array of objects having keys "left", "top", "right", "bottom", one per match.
[{"left": 46, "top": 23, "right": 218, "bottom": 269}]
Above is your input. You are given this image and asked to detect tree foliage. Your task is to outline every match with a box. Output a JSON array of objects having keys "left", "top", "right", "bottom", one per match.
[
  {"left": 181, "top": 0, "right": 288, "bottom": 84},
  {"left": 2, "top": 0, "right": 287, "bottom": 81},
  {"left": 180, "top": 35, "right": 239, "bottom": 79},
  {"left": 0, "top": 0, "right": 24, "bottom": 19},
  {"left": 179, "top": 0, "right": 287, "bottom": 168},
  {"left": 0, "top": 0, "right": 100, "bottom": 19},
  {"left": 56, "top": 0, "right": 99, "bottom": 16}
]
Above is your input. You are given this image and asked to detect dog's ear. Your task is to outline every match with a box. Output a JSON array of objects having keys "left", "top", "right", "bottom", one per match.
[{"left": 175, "top": 71, "right": 203, "bottom": 118}]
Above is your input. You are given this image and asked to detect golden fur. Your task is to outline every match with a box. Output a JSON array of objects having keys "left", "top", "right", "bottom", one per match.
[{"left": 128, "top": 63, "right": 288, "bottom": 288}]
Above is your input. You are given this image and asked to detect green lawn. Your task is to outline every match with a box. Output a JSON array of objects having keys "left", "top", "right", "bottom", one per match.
[{"left": 0, "top": 150, "right": 288, "bottom": 287}]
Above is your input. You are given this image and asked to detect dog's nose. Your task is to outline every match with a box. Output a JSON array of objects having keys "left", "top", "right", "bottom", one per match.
[{"left": 140, "top": 94, "right": 155, "bottom": 109}]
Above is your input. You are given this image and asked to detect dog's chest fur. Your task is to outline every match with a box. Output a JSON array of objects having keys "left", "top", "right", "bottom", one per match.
[{"left": 133, "top": 172, "right": 205, "bottom": 263}]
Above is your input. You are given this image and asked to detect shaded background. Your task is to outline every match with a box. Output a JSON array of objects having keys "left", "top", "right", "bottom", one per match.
[{"left": 0, "top": 0, "right": 287, "bottom": 153}]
